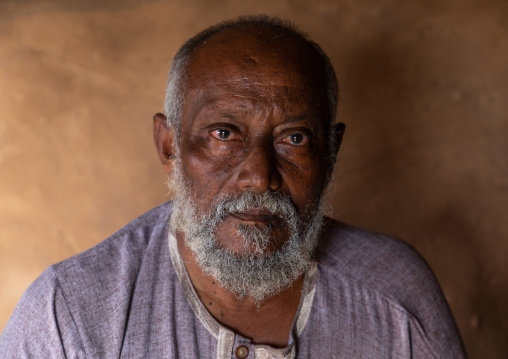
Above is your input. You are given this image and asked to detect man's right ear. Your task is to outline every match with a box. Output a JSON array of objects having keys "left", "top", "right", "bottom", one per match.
[{"left": 153, "top": 113, "right": 177, "bottom": 175}]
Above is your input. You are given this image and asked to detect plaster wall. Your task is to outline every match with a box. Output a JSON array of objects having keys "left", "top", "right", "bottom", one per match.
[{"left": 1, "top": 1, "right": 507, "bottom": 357}]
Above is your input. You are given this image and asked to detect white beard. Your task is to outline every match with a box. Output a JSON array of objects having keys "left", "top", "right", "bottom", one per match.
[{"left": 168, "top": 160, "right": 324, "bottom": 304}]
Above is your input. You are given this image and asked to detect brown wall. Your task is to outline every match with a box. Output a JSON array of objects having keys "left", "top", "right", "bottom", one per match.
[{"left": 1, "top": 1, "right": 507, "bottom": 357}]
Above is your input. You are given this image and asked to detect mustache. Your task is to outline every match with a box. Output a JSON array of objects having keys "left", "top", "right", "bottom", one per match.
[{"left": 207, "top": 191, "right": 301, "bottom": 225}]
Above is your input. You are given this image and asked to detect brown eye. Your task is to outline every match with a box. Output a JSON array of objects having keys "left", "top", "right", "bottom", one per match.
[
  {"left": 290, "top": 133, "right": 304, "bottom": 145},
  {"left": 212, "top": 129, "right": 232, "bottom": 140},
  {"left": 281, "top": 132, "right": 309, "bottom": 146}
]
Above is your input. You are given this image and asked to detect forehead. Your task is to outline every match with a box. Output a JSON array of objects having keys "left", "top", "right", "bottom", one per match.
[{"left": 182, "top": 27, "right": 328, "bottom": 117}]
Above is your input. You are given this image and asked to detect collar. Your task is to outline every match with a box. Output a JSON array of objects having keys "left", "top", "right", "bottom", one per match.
[{"left": 168, "top": 225, "right": 317, "bottom": 359}]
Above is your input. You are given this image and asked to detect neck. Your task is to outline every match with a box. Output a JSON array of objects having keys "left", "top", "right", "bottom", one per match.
[{"left": 176, "top": 231, "right": 304, "bottom": 347}]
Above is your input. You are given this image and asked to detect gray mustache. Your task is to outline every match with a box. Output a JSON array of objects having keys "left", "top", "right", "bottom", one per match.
[{"left": 209, "top": 191, "right": 300, "bottom": 224}]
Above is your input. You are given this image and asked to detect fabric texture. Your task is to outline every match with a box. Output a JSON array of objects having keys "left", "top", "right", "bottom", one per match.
[{"left": 0, "top": 201, "right": 466, "bottom": 358}]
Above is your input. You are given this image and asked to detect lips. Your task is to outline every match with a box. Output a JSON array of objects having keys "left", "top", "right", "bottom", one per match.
[{"left": 230, "top": 210, "right": 282, "bottom": 223}]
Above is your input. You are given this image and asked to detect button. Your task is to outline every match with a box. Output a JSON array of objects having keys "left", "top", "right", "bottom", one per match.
[{"left": 235, "top": 345, "right": 249, "bottom": 358}]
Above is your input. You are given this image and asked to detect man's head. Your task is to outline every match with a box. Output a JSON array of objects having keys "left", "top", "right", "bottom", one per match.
[{"left": 154, "top": 15, "right": 344, "bottom": 303}]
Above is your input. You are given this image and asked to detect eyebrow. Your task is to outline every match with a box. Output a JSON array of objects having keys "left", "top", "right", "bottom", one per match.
[
  {"left": 284, "top": 115, "right": 308, "bottom": 124},
  {"left": 283, "top": 113, "right": 320, "bottom": 129}
]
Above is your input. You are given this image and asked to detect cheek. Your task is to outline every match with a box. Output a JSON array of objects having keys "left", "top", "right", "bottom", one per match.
[
  {"left": 179, "top": 138, "right": 238, "bottom": 199},
  {"left": 279, "top": 159, "right": 328, "bottom": 216}
]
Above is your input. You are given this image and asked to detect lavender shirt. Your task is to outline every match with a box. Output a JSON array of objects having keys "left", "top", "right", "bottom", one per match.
[{"left": 0, "top": 202, "right": 466, "bottom": 358}]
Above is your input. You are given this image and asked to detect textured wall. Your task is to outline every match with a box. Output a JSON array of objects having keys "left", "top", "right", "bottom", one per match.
[{"left": 1, "top": 1, "right": 507, "bottom": 357}]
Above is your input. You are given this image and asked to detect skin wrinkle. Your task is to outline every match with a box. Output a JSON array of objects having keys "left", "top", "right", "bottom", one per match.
[
  {"left": 183, "top": 100, "right": 324, "bottom": 174},
  {"left": 194, "top": 86, "right": 309, "bottom": 105},
  {"left": 185, "top": 94, "right": 323, "bottom": 141},
  {"left": 188, "top": 45, "right": 326, "bottom": 118}
]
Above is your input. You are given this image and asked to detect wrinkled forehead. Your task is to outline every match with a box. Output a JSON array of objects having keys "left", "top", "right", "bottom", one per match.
[{"left": 183, "top": 26, "right": 329, "bottom": 109}]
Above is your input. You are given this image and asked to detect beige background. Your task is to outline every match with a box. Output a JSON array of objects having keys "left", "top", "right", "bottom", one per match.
[{"left": 1, "top": 0, "right": 507, "bottom": 357}]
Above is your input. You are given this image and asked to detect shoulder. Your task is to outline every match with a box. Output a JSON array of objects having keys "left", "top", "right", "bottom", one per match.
[
  {"left": 315, "top": 218, "right": 439, "bottom": 303},
  {"left": 0, "top": 266, "right": 83, "bottom": 356},
  {"left": 0, "top": 202, "right": 175, "bottom": 357},
  {"left": 313, "top": 219, "right": 453, "bottom": 331},
  {"left": 49, "top": 201, "right": 175, "bottom": 332},
  {"left": 304, "top": 220, "right": 466, "bottom": 357},
  {"left": 51, "top": 201, "right": 173, "bottom": 282}
]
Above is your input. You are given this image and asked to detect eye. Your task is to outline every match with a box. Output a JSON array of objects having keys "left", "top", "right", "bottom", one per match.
[
  {"left": 211, "top": 128, "right": 233, "bottom": 140},
  {"left": 290, "top": 133, "right": 304, "bottom": 145},
  {"left": 281, "top": 132, "right": 309, "bottom": 146}
]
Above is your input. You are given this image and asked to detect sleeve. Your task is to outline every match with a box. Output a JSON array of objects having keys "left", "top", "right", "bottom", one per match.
[
  {"left": 393, "top": 247, "right": 468, "bottom": 359},
  {"left": 0, "top": 267, "right": 86, "bottom": 358},
  {"left": 406, "top": 307, "right": 467, "bottom": 359}
]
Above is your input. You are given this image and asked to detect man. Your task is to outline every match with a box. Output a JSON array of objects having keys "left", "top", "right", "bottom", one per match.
[{"left": 1, "top": 16, "right": 465, "bottom": 358}]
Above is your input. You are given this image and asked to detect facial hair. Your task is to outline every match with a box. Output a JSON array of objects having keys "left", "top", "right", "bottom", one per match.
[{"left": 168, "top": 160, "right": 324, "bottom": 304}]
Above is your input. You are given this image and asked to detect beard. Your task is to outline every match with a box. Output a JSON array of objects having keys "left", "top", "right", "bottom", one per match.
[{"left": 168, "top": 160, "right": 324, "bottom": 304}]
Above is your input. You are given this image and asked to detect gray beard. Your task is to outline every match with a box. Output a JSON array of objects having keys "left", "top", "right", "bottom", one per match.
[{"left": 168, "top": 161, "right": 324, "bottom": 304}]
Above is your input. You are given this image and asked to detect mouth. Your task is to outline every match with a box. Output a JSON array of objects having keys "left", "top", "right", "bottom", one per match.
[{"left": 230, "top": 211, "right": 282, "bottom": 224}]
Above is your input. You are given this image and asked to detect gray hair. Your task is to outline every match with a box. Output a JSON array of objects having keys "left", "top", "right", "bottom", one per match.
[{"left": 163, "top": 15, "right": 339, "bottom": 138}]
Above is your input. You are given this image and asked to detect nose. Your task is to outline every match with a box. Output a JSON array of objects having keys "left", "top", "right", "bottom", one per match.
[{"left": 236, "top": 142, "right": 282, "bottom": 193}]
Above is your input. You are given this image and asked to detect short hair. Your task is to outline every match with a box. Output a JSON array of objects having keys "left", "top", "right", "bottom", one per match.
[{"left": 164, "top": 15, "right": 339, "bottom": 139}]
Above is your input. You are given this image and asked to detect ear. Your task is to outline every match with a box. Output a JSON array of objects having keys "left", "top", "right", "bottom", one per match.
[
  {"left": 330, "top": 122, "right": 346, "bottom": 161},
  {"left": 153, "top": 113, "right": 177, "bottom": 175},
  {"left": 325, "top": 122, "right": 346, "bottom": 184}
]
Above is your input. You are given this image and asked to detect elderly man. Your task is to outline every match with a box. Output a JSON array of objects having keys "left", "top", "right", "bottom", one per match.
[{"left": 1, "top": 16, "right": 465, "bottom": 358}]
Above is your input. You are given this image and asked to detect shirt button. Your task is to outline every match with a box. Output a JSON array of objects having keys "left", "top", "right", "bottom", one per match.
[{"left": 235, "top": 345, "right": 249, "bottom": 358}]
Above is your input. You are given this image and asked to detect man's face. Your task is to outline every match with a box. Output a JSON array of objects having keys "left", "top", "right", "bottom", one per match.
[
  {"left": 177, "top": 29, "right": 331, "bottom": 249},
  {"left": 169, "top": 28, "right": 333, "bottom": 302}
]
